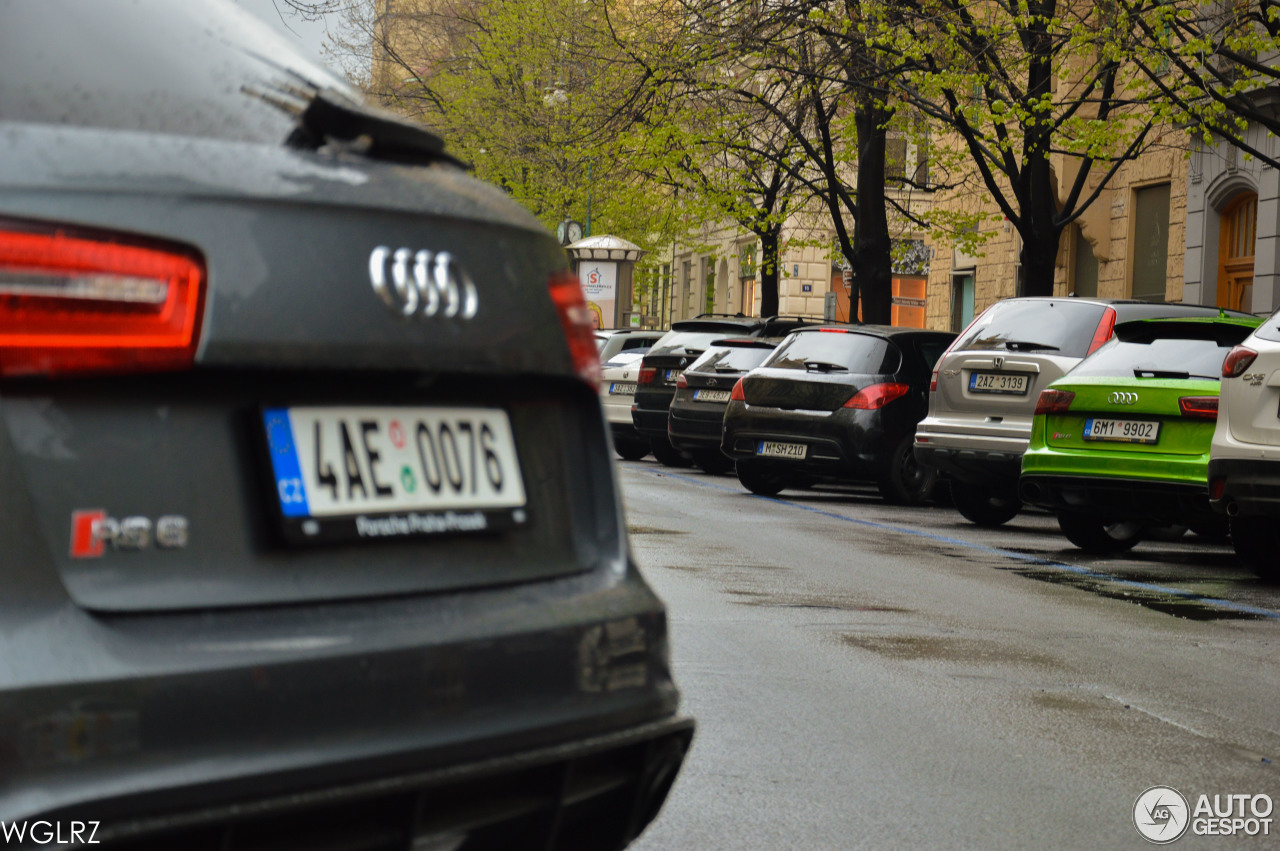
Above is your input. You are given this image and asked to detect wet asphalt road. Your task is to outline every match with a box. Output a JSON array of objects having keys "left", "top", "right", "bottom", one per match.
[{"left": 620, "top": 460, "right": 1280, "bottom": 850}]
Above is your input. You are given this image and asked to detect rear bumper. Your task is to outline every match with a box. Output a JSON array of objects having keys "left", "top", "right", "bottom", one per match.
[
  {"left": 668, "top": 403, "right": 725, "bottom": 453},
  {"left": 44, "top": 715, "right": 694, "bottom": 851},
  {"left": 912, "top": 443, "right": 1024, "bottom": 485},
  {"left": 1018, "top": 473, "right": 1213, "bottom": 521},
  {"left": 721, "top": 404, "right": 900, "bottom": 480},
  {"left": 1, "top": 566, "right": 687, "bottom": 846},
  {"left": 1208, "top": 457, "right": 1280, "bottom": 516},
  {"left": 631, "top": 406, "right": 670, "bottom": 440}
]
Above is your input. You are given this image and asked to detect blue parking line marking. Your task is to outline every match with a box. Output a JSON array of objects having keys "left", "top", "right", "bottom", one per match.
[{"left": 643, "top": 469, "right": 1280, "bottom": 621}]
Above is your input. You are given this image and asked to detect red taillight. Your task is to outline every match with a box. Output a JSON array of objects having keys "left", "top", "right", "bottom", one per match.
[
  {"left": 1179, "top": 395, "right": 1219, "bottom": 420},
  {"left": 0, "top": 224, "right": 205, "bottom": 377},
  {"left": 1222, "top": 345, "right": 1258, "bottom": 378},
  {"left": 730, "top": 377, "right": 746, "bottom": 401},
  {"left": 548, "top": 269, "right": 601, "bottom": 386},
  {"left": 843, "top": 382, "right": 910, "bottom": 410},
  {"left": 1086, "top": 306, "right": 1117, "bottom": 355},
  {"left": 1034, "top": 388, "right": 1076, "bottom": 415},
  {"left": 676, "top": 373, "right": 688, "bottom": 389},
  {"left": 1209, "top": 477, "right": 1226, "bottom": 500},
  {"left": 638, "top": 366, "right": 657, "bottom": 385}
]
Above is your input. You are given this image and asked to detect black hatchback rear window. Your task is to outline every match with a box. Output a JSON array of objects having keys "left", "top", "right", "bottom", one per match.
[
  {"left": 955, "top": 300, "right": 1108, "bottom": 359},
  {"left": 688, "top": 345, "right": 774, "bottom": 373},
  {"left": 765, "top": 331, "right": 898, "bottom": 374}
]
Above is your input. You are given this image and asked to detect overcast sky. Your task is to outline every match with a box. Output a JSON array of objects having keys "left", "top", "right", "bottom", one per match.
[{"left": 229, "top": 0, "right": 333, "bottom": 66}]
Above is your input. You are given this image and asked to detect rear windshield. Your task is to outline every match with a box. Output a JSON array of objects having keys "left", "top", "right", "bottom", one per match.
[
  {"left": 688, "top": 345, "right": 775, "bottom": 374},
  {"left": 599, "top": 335, "right": 658, "bottom": 362},
  {"left": 764, "top": 332, "right": 898, "bottom": 374},
  {"left": 955, "top": 300, "right": 1108, "bottom": 359},
  {"left": 649, "top": 329, "right": 750, "bottom": 357},
  {"left": 1252, "top": 307, "right": 1280, "bottom": 344},
  {"left": 0, "top": 1, "right": 349, "bottom": 143},
  {"left": 1070, "top": 338, "right": 1232, "bottom": 380}
]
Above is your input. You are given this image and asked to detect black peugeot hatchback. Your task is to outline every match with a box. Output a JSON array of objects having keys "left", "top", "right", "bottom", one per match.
[
  {"left": 0, "top": 2, "right": 691, "bottom": 847},
  {"left": 722, "top": 325, "right": 956, "bottom": 502},
  {"left": 633, "top": 315, "right": 816, "bottom": 466}
]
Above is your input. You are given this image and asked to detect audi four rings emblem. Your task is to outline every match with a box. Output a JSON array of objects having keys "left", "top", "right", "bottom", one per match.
[
  {"left": 369, "top": 246, "right": 478, "bottom": 320},
  {"left": 1109, "top": 391, "right": 1139, "bottom": 405}
]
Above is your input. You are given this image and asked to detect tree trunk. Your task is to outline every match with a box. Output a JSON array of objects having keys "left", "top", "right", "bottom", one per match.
[
  {"left": 758, "top": 227, "right": 781, "bottom": 317},
  {"left": 855, "top": 100, "right": 893, "bottom": 324}
]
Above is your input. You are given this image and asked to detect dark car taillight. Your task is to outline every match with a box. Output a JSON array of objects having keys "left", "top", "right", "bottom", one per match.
[
  {"left": 638, "top": 367, "right": 657, "bottom": 385},
  {"left": 1034, "top": 389, "right": 1075, "bottom": 415},
  {"left": 843, "top": 382, "right": 910, "bottom": 410},
  {"left": 676, "top": 373, "right": 688, "bottom": 389},
  {"left": 1179, "top": 396, "right": 1219, "bottom": 420},
  {"left": 548, "top": 269, "right": 600, "bottom": 386},
  {"left": 1086, "top": 306, "right": 1118, "bottom": 355},
  {"left": 0, "top": 223, "right": 204, "bottom": 377},
  {"left": 730, "top": 378, "right": 745, "bottom": 401},
  {"left": 1222, "top": 345, "right": 1258, "bottom": 378}
]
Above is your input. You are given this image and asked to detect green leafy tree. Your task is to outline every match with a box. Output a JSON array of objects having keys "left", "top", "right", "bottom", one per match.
[{"left": 868, "top": 0, "right": 1164, "bottom": 296}]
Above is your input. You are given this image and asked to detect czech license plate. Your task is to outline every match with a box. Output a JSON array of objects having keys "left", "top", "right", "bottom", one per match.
[
  {"left": 262, "top": 406, "right": 526, "bottom": 544},
  {"left": 1083, "top": 417, "right": 1160, "bottom": 444},
  {"left": 694, "top": 389, "right": 731, "bottom": 403},
  {"left": 757, "top": 441, "right": 806, "bottom": 459},
  {"left": 663, "top": 369, "right": 681, "bottom": 384},
  {"left": 609, "top": 382, "right": 637, "bottom": 396},
  {"left": 969, "top": 372, "right": 1030, "bottom": 394}
]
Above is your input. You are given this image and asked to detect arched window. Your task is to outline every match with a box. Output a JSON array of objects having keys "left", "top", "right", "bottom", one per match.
[{"left": 1218, "top": 193, "right": 1258, "bottom": 312}]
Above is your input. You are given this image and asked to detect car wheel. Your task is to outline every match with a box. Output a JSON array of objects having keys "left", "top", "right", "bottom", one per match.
[
  {"left": 1230, "top": 516, "right": 1279, "bottom": 581},
  {"left": 877, "top": 437, "right": 937, "bottom": 505},
  {"left": 1055, "top": 511, "right": 1143, "bottom": 553},
  {"left": 614, "top": 439, "right": 650, "bottom": 462},
  {"left": 949, "top": 480, "right": 1021, "bottom": 526},
  {"left": 736, "top": 460, "right": 788, "bottom": 497},
  {"left": 691, "top": 450, "right": 733, "bottom": 475},
  {"left": 649, "top": 437, "right": 691, "bottom": 468}
]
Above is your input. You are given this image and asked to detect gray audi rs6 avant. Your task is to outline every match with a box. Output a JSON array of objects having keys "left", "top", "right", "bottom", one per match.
[{"left": 0, "top": 2, "right": 691, "bottom": 847}]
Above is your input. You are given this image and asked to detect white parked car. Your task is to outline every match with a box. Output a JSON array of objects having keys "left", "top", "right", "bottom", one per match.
[
  {"left": 1208, "top": 310, "right": 1280, "bottom": 580},
  {"left": 600, "top": 350, "right": 652, "bottom": 460}
]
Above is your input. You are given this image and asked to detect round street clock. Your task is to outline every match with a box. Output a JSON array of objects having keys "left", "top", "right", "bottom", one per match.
[{"left": 557, "top": 219, "right": 584, "bottom": 246}]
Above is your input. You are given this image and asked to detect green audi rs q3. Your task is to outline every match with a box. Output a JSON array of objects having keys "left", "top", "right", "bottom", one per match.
[{"left": 1019, "top": 315, "right": 1262, "bottom": 553}]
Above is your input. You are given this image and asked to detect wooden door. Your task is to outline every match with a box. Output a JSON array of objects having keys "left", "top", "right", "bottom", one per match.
[{"left": 1218, "top": 193, "right": 1257, "bottom": 312}]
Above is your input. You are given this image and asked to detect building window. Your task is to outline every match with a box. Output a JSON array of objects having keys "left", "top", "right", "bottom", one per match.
[
  {"left": 1071, "top": 225, "right": 1098, "bottom": 298},
  {"left": 886, "top": 137, "right": 908, "bottom": 183},
  {"left": 701, "top": 257, "right": 715, "bottom": 315},
  {"left": 951, "top": 274, "right": 975, "bottom": 331},
  {"left": 1131, "top": 183, "right": 1171, "bottom": 302},
  {"left": 738, "top": 242, "right": 757, "bottom": 279}
]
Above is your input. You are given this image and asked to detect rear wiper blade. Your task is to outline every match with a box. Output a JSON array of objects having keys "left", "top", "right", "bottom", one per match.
[
  {"left": 1001, "top": 340, "right": 1060, "bottom": 352},
  {"left": 1134, "top": 368, "right": 1190, "bottom": 379},
  {"left": 291, "top": 89, "right": 465, "bottom": 166},
  {"left": 804, "top": 360, "right": 848, "bottom": 372}
]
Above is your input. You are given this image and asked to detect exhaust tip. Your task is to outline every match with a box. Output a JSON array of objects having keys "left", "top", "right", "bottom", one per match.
[
  {"left": 1226, "top": 501, "right": 1240, "bottom": 517},
  {"left": 1019, "top": 481, "right": 1043, "bottom": 504}
]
